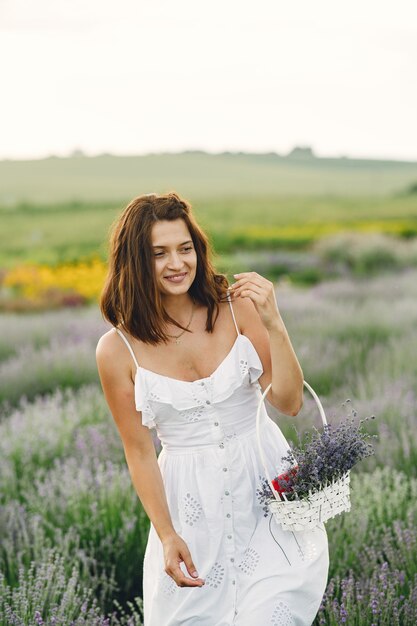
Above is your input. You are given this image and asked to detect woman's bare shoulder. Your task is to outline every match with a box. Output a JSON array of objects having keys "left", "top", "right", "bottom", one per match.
[
  {"left": 96, "top": 328, "right": 134, "bottom": 383},
  {"left": 96, "top": 327, "right": 120, "bottom": 358}
]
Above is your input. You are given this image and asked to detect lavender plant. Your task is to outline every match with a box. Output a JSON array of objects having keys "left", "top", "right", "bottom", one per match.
[
  {"left": 0, "top": 547, "right": 144, "bottom": 626},
  {"left": 0, "top": 308, "right": 108, "bottom": 410},
  {"left": 0, "top": 385, "right": 151, "bottom": 616},
  {"left": 324, "top": 467, "right": 417, "bottom": 580},
  {"left": 2, "top": 267, "right": 417, "bottom": 625},
  {"left": 316, "top": 561, "right": 417, "bottom": 626},
  {"left": 273, "top": 403, "right": 377, "bottom": 501}
]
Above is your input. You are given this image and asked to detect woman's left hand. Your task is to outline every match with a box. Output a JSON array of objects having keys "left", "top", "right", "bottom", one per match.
[{"left": 229, "top": 271, "right": 281, "bottom": 331}]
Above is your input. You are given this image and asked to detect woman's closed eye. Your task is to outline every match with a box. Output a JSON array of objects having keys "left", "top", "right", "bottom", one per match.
[{"left": 154, "top": 246, "right": 193, "bottom": 257}]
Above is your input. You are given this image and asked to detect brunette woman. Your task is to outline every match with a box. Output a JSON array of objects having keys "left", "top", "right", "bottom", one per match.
[{"left": 96, "top": 192, "right": 329, "bottom": 626}]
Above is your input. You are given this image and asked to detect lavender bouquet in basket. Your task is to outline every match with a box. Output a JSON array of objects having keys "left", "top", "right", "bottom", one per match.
[
  {"left": 269, "top": 401, "right": 377, "bottom": 503},
  {"left": 256, "top": 382, "right": 378, "bottom": 530}
]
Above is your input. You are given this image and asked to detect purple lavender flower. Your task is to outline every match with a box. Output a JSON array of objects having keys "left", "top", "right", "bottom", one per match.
[
  {"left": 34, "top": 610, "right": 44, "bottom": 625},
  {"left": 271, "top": 408, "right": 377, "bottom": 500}
]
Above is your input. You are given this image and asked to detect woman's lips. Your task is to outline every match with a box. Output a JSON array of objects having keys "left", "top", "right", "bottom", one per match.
[{"left": 164, "top": 272, "right": 187, "bottom": 283}]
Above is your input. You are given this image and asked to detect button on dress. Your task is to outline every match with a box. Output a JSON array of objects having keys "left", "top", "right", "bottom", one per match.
[{"left": 114, "top": 294, "right": 329, "bottom": 626}]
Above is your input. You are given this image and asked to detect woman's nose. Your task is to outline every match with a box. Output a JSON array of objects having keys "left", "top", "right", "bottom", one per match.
[{"left": 167, "top": 252, "right": 184, "bottom": 269}]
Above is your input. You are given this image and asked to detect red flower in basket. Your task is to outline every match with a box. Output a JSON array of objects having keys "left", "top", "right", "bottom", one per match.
[{"left": 272, "top": 466, "right": 298, "bottom": 499}]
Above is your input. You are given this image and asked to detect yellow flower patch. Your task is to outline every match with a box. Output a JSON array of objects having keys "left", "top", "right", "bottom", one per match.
[{"left": 3, "top": 257, "right": 107, "bottom": 302}]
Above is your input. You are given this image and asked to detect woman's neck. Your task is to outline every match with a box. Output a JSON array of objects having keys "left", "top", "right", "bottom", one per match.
[{"left": 162, "top": 292, "right": 196, "bottom": 323}]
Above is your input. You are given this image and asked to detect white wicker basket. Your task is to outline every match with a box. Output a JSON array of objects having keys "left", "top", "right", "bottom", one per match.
[{"left": 256, "top": 380, "right": 351, "bottom": 532}]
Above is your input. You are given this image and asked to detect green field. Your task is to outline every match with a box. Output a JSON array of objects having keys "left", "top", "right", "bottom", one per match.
[
  {"left": 1, "top": 152, "right": 417, "bottom": 205},
  {"left": 1, "top": 151, "right": 417, "bottom": 302},
  {"left": 1, "top": 152, "right": 417, "bottom": 269},
  {"left": 1, "top": 194, "right": 417, "bottom": 269}
]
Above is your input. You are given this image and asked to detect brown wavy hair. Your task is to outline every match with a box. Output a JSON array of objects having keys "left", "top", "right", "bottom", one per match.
[{"left": 99, "top": 192, "right": 230, "bottom": 344}]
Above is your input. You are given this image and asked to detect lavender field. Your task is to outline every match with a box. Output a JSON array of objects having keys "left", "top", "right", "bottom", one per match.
[{"left": 1, "top": 268, "right": 417, "bottom": 625}]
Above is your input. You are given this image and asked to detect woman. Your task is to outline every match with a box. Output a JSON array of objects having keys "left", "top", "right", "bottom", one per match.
[{"left": 96, "top": 192, "right": 329, "bottom": 626}]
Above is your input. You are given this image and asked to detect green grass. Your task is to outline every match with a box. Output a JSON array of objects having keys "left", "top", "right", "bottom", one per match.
[
  {"left": 1, "top": 194, "right": 417, "bottom": 268},
  {"left": 1, "top": 152, "right": 417, "bottom": 205},
  {"left": 1, "top": 151, "right": 417, "bottom": 269}
]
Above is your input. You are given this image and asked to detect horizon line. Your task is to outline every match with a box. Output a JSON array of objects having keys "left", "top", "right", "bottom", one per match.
[{"left": 1, "top": 147, "right": 417, "bottom": 165}]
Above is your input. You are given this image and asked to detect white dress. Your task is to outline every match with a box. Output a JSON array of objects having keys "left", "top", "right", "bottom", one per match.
[{"left": 114, "top": 295, "right": 329, "bottom": 626}]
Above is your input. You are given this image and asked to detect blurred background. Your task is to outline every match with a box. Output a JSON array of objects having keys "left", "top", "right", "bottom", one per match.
[{"left": 1, "top": 1, "right": 417, "bottom": 625}]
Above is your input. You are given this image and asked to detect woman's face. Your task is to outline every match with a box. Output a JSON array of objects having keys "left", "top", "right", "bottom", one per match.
[{"left": 151, "top": 218, "right": 197, "bottom": 296}]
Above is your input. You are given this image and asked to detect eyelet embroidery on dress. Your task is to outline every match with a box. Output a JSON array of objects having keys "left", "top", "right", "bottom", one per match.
[
  {"left": 179, "top": 406, "right": 205, "bottom": 423},
  {"left": 141, "top": 398, "right": 155, "bottom": 424},
  {"left": 144, "top": 392, "right": 162, "bottom": 424},
  {"left": 205, "top": 562, "right": 225, "bottom": 588},
  {"left": 143, "top": 399, "right": 153, "bottom": 415},
  {"left": 160, "top": 571, "right": 178, "bottom": 597},
  {"left": 190, "top": 386, "right": 208, "bottom": 406},
  {"left": 237, "top": 547, "right": 260, "bottom": 576},
  {"left": 271, "top": 600, "right": 295, "bottom": 626},
  {"left": 298, "top": 537, "right": 318, "bottom": 562},
  {"left": 183, "top": 493, "right": 203, "bottom": 526},
  {"left": 239, "top": 358, "right": 249, "bottom": 377}
]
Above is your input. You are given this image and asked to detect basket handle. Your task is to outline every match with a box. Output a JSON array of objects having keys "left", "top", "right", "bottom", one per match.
[{"left": 255, "top": 380, "right": 328, "bottom": 501}]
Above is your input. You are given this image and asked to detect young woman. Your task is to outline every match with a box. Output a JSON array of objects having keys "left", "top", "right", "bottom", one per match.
[{"left": 96, "top": 192, "right": 329, "bottom": 626}]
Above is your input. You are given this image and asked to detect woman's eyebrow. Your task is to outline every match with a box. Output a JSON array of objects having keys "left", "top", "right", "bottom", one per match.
[{"left": 152, "top": 240, "right": 193, "bottom": 248}]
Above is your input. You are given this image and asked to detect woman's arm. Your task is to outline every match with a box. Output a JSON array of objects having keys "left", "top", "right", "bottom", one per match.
[
  {"left": 95, "top": 332, "right": 205, "bottom": 588},
  {"left": 230, "top": 273, "right": 304, "bottom": 416},
  {"left": 264, "top": 315, "right": 304, "bottom": 416}
]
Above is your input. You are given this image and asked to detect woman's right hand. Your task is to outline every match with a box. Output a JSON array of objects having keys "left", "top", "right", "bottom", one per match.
[{"left": 162, "top": 532, "right": 205, "bottom": 588}]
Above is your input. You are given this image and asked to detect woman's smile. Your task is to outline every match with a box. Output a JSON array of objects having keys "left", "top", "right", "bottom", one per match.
[{"left": 164, "top": 272, "right": 188, "bottom": 283}]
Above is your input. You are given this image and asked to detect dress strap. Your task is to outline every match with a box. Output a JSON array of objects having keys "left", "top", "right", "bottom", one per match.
[
  {"left": 114, "top": 327, "right": 140, "bottom": 369},
  {"left": 226, "top": 289, "right": 240, "bottom": 337}
]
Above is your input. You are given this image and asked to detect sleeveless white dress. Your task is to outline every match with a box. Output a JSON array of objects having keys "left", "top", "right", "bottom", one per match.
[{"left": 114, "top": 295, "right": 329, "bottom": 626}]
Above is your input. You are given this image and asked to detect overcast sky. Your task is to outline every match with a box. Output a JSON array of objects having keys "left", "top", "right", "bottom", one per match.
[{"left": 1, "top": 0, "right": 416, "bottom": 161}]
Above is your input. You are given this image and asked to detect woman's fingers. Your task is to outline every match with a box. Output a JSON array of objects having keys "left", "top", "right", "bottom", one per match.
[
  {"left": 229, "top": 271, "right": 280, "bottom": 329},
  {"left": 231, "top": 271, "right": 271, "bottom": 290},
  {"left": 232, "top": 281, "right": 263, "bottom": 297},
  {"left": 181, "top": 547, "right": 201, "bottom": 580},
  {"left": 164, "top": 538, "right": 205, "bottom": 587},
  {"left": 168, "top": 561, "right": 205, "bottom": 587},
  {"left": 238, "top": 290, "right": 270, "bottom": 307},
  {"left": 230, "top": 273, "right": 273, "bottom": 297}
]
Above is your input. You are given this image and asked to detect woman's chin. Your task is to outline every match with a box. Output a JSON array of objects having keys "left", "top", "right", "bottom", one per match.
[{"left": 161, "top": 282, "right": 190, "bottom": 296}]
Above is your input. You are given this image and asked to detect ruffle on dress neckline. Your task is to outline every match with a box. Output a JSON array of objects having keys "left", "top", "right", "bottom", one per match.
[{"left": 134, "top": 334, "right": 264, "bottom": 429}]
